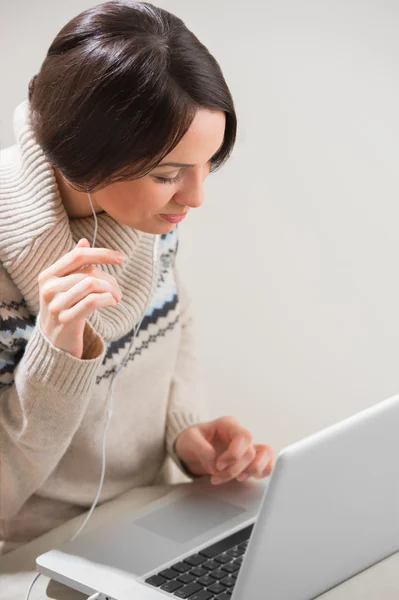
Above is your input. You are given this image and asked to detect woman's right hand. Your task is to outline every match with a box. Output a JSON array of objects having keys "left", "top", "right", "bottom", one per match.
[{"left": 38, "top": 238, "right": 125, "bottom": 358}]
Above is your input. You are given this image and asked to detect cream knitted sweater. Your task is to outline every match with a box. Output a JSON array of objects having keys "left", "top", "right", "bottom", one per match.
[{"left": 0, "top": 99, "right": 207, "bottom": 555}]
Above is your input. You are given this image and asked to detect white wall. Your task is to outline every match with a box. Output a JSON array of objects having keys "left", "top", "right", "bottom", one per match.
[{"left": 1, "top": 0, "right": 399, "bottom": 455}]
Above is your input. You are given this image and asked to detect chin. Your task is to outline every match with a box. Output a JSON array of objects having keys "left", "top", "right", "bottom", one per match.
[{"left": 127, "top": 218, "right": 177, "bottom": 235}]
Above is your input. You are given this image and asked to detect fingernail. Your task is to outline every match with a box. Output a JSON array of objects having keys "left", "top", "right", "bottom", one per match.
[
  {"left": 237, "top": 474, "right": 249, "bottom": 482},
  {"left": 211, "top": 476, "right": 224, "bottom": 485},
  {"left": 115, "top": 253, "right": 125, "bottom": 261}
]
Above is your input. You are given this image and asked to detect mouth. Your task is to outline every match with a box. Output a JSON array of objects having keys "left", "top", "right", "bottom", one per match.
[{"left": 159, "top": 213, "right": 188, "bottom": 224}]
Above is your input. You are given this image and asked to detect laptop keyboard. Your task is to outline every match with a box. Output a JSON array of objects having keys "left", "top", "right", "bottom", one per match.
[{"left": 145, "top": 524, "right": 254, "bottom": 600}]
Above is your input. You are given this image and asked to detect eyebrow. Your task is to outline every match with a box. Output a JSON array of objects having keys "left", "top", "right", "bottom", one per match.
[{"left": 153, "top": 162, "right": 196, "bottom": 169}]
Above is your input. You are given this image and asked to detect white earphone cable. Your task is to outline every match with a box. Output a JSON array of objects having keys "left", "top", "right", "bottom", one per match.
[
  {"left": 26, "top": 193, "right": 158, "bottom": 600},
  {"left": 69, "top": 193, "right": 157, "bottom": 541}
]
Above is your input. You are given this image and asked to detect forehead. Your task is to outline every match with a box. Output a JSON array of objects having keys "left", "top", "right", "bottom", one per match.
[{"left": 162, "top": 109, "right": 226, "bottom": 164}]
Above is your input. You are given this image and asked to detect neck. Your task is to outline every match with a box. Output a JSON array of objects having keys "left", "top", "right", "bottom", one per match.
[{"left": 54, "top": 168, "right": 103, "bottom": 219}]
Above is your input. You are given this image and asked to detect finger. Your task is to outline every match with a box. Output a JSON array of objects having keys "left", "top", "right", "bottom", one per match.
[
  {"left": 211, "top": 416, "right": 243, "bottom": 447},
  {"left": 216, "top": 429, "right": 252, "bottom": 471},
  {"left": 43, "top": 243, "right": 126, "bottom": 279},
  {"left": 85, "top": 266, "right": 123, "bottom": 299},
  {"left": 58, "top": 292, "right": 117, "bottom": 324},
  {"left": 41, "top": 267, "right": 110, "bottom": 296},
  {"left": 260, "top": 445, "right": 275, "bottom": 477},
  {"left": 49, "top": 276, "right": 121, "bottom": 316},
  {"left": 40, "top": 239, "right": 92, "bottom": 291},
  {"left": 238, "top": 445, "right": 274, "bottom": 481},
  {"left": 184, "top": 427, "right": 218, "bottom": 474},
  {"left": 75, "top": 238, "right": 94, "bottom": 270},
  {"left": 76, "top": 238, "right": 90, "bottom": 248},
  {"left": 45, "top": 265, "right": 122, "bottom": 299},
  {"left": 211, "top": 446, "right": 257, "bottom": 485}
]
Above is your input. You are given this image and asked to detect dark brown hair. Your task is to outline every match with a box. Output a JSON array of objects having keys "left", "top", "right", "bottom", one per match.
[{"left": 28, "top": 0, "right": 236, "bottom": 192}]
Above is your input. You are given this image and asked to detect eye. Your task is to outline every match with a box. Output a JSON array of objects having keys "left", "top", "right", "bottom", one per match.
[{"left": 153, "top": 173, "right": 182, "bottom": 185}]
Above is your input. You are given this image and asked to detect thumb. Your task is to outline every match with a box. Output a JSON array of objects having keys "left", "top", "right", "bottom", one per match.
[
  {"left": 75, "top": 238, "right": 94, "bottom": 272},
  {"left": 76, "top": 238, "right": 90, "bottom": 248}
]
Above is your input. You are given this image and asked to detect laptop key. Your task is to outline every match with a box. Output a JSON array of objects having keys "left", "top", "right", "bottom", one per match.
[
  {"left": 215, "top": 553, "right": 231, "bottom": 564},
  {"left": 197, "top": 574, "right": 215, "bottom": 586},
  {"left": 174, "top": 582, "right": 202, "bottom": 598},
  {"left": 177, "top": 572, "right": 196, "bottom": 584},
  {"left": 220, "top": 575, "right": 236, "bottom": 587},
  {"left": 161, "top": 580, "right": 184, "bottom": 593},
  {"left": 215, "top": 594, "right": 232, "bottom": 600},
  {"left": 222, "top": 562, "right": 239, "bottom": 573},
  {"left": 190, "top": 566, "right": 207, "bottom": 577},
  {"left": 203, "top": 559, "right": 219, "bottom": 570},
  {"left": 189, "top": 592, "right": 214, "bottom": 600},
  {"left": 185, "top": 554, "right": 206, "bottom": 566},
  {"left": 208, "top": 582, "right": 226, "bottom": 594},
  {"left": 199, "top": 524, "right": 254, "bottom": 558},
  {"left": 226, "top": 547, "right": 244, "bottom": 558},
  {"left": 145, "top": 575, "right": 167, "bottom": 587},
  {"left": 171, "top": 561, "right": 192, "bottom": 573},
  {"left": 159, "top": 568, "right": 180, "bottom": 580},
  {"left": 210, "top": 568, "right": 227, "bottom": 580}
]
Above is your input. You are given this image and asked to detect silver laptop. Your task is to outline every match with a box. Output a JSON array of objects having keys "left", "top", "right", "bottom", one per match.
[{"left": 36, "top": 393, "right": 399, "bottom": 600}]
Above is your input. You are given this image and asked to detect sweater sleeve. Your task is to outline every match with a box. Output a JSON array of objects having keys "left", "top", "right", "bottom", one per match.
[
  {"left": 0, "top": 264, "right": 106, "bottom": 520},
  {"left": 165, "top": 268, "right": 209, "bottom": 477}
]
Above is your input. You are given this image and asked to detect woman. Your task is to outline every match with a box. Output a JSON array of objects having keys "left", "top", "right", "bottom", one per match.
[{"left": 0, "top": 0, "right": 274, "bottom": 556}]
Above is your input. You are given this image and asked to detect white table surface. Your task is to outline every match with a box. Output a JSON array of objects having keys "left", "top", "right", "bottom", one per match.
[{"left": 1, "top": 482, "right": 398, "bottom": 600}]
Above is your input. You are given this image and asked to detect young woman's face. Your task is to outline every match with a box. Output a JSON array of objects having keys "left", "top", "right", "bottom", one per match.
[{"left": 90, "top": 109, "right": 226, "bottom": 234}]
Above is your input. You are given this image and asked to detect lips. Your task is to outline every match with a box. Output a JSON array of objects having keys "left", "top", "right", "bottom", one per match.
[{"left": 160, "top": 213, "right": 187, "bottom": 224}]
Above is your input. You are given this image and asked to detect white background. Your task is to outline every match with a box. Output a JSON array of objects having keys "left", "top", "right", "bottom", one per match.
[{"left": 1, "top": 0, "right": 399, "bottom": 455}]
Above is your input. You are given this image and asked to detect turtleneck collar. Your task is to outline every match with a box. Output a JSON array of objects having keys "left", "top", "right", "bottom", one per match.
[{"left": 0, "top": 99, "right": 159, "bottom": 342}]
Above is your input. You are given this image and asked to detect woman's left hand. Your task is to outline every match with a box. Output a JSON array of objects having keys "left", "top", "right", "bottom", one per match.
[{"left": 175, "top": 416, "right": 274, "bottom": 485}]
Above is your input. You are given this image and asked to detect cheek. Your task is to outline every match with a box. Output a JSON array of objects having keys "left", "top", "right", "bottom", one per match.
[
  {"left": 143, "top": 183, "right": 176, "bottom": 213},
  {"left": 93, "top": 180, "right": 175, "bottom": 221}
]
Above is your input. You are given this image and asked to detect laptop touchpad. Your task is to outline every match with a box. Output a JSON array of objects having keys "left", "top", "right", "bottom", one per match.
[
  {"left": 135, "top": 494, "right": 245, "bottom": 544},
  {"left": 59, "top": 488, "right": 252, "bottom": 577}
]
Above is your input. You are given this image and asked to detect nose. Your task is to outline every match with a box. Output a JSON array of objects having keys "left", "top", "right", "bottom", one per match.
[
  {"left": 174, "top": 171, "right": 205, "bottom": 210},
  {"left": 174, "top": 186, "right": 204, "bottom": 210}
]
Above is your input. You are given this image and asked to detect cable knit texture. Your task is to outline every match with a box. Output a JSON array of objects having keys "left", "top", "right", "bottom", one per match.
[{"left": 0, "top": 99, "right": 208, "bottom": 555}]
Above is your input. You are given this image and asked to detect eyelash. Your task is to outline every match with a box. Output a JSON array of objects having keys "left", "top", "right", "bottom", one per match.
[
  {"left": 153, "top": 174, "right": 182, "bottom": 185},
  {"left": 153, "top": 160, "right": 214, "bottom": 185}
]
